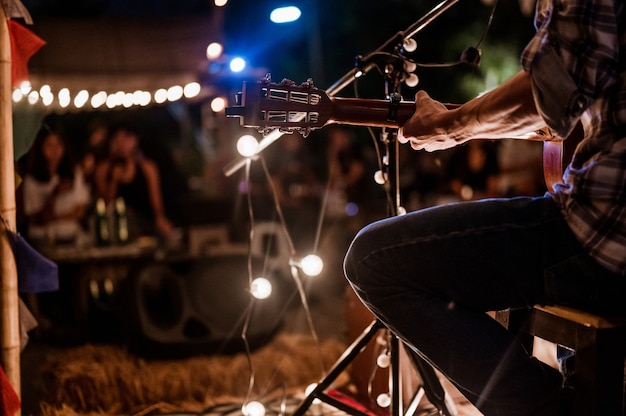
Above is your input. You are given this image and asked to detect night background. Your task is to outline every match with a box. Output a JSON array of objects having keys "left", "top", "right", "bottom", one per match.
[
  {"left": 8, "top": 1, "right": 551, "bottom": 415},
  {"left": 15, "top": 0, "right": 538, "bottom": 182}
]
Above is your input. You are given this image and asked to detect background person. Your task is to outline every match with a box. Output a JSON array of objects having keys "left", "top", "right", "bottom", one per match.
[
  {"left": 19, "top": 125, "right": 91, "bottom": 247},
  {"left": 93, "top": 122, "right": 174, "bottom": 240}
]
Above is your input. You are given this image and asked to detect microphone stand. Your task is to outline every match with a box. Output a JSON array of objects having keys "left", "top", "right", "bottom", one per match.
[
  {"left": 292, "top": 2, "right": 461, "bottom": 415},
  {"left": 222, "top": 0, "right": 461, "bottom": 178},
  {"left": 225, "top": 1, "right": 462, "bottom": 415}
]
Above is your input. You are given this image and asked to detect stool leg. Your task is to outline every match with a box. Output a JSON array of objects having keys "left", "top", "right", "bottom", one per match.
[
  {"left": 572, "top": 327, "right": 625, "bottom": 416},
  {"left": 495, "top": 309, "right": 535, "bottom": 355}
]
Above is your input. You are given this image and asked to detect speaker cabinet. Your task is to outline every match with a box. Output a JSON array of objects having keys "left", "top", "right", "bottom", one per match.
[{"left": 122, "top": 255, "right": 286, "bottom": 357}]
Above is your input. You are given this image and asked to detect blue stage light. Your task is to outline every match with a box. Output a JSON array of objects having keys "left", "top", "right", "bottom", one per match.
[
  {"left": 270, "top": 6, "right": 301, "bottom": 23},
  {"left": 229, "top": 57, "right": 246, "bottom": 73}
]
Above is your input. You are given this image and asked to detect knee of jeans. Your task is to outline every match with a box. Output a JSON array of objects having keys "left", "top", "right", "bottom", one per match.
[
  {"left": 343, "top": 226, "right": 374, "bottom": 285},
  {"left": 343, "top": 237, "right": 360, "bottom": 285}
]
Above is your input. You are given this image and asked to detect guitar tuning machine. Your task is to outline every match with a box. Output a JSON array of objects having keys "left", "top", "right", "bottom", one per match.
[
  {"left": 277, "top": 127, "right": 295, "bottom": 134},
  {"left": 300, "top": 78, "right": 315, "bottom": 88}
]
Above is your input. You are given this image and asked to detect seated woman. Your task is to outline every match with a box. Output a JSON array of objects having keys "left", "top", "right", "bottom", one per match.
[
  {"left": 93, "top": 122, "right": 173, "bottom": 240},
  {"left": 21, "top": 125, "right": 91, "bottom": 246}
]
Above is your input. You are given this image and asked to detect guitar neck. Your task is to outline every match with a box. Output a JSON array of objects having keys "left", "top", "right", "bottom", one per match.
[{"left": 329, "top": 97, "right": 416, "bottom": 128}]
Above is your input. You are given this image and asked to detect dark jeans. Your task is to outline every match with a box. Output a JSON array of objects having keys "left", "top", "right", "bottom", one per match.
[{"left": 343, "top": 196, "right": 625, "bottom": 416}]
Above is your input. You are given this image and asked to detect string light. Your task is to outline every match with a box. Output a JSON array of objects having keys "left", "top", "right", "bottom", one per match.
[
  {"left": 206, "top": 42, "right": 223, "bottom": 59},
  {"left": 304, "top": 383, "right": 322, "bottom": 405},
  {"left": 376, "top": 352, "right": 391, "bottom": 368},
  {"left": 210, "top": 96, "right": 226, "bottom": 112},
  {"left": 374, "top": 170, "right": 386, "bottom": 185},
  {"left": 249, "top": 277, "right": 272, "bottom": 300},
  {"left": 183, "top": 82, "right": 201, "bottom": 98},
  {"left": 10, "top": 81, "right": 204, "bottom": 110},
  {"left": 166, "top": 85, "right": 184, "bottom": 101},
  {"left": 27, "top": 91, "right": 39, "bottom": 105},
  {"left": 12, "top": 89, "right": 23, "bottom": 103},
  {"left": 19, "top": 81, "right": 31, "bottom": 94},
  {"left": 58, "top": 88, "right": 71, "bottom": 108},
  {"left": 242, "top": 400, "right": 266, "bottom": 416},
  {"left": 91, "top": 91, "right": 107, "bottom": 108},
  {"left": 376, "top": 393, "right": 392, "bottom": 408},
  {"left": 154, "top": 88, "right": 168, "bottom": 104},
  {"left": 73, "top": 90, "right": 89, "bottom": 108},
  {"left": 236, "top": 134, "right": 259, "bottom": 157},
  {"left": 297, "top": 254, "right": 324, "bottom": 277}
]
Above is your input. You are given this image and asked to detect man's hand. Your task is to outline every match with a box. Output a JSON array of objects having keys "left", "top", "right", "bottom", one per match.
[
  {"left": 398, "top": 90, "right": 464, "bottom": 152},
  {"left": 398, "top": 72, "right": 545, "bottom": 152}
]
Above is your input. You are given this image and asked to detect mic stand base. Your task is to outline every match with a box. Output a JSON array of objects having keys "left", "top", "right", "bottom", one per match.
[{"left": 291, "top": 319, "right": 455, "bottom": 416}]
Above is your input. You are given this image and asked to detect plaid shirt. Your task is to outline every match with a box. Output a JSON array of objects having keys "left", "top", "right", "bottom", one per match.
[{"left": 521, "top": 0, "right": 626, "bottom": 276}]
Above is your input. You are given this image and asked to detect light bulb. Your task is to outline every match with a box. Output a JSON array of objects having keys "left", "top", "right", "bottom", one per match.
[
  {"left": 91, "top": 91, "right": 107, "bottom": 108},
  {"left": 19, "top": 81, "right": 31, "bottom": 94},
  {"left": 27, "top": 91, "right": 39, "bottom": 105},
  {"left": 74, "top": 90, "right": 89, "bottom": 108},
  {"left": 184, "top": 82, "right": 201, "bottom": 98},
  {"left": 167, "top": 85, "right": 184, "bottom": 101},
  {"left": 250, "top": 277, "right": 272, "bottom": 299},
  {"left": 305, "top": 383, "right": 322, "bottom": 405},
  {"left": 12, "top": 89, "right": 23, "bottom": 103},
  {"left": 377, "top": 353, "right": 390, "bottom": 368},
  {"left": 154, "top": 88, "right": 168, "bottom": 104},
  {"left": 374, "top": 170, "right": 386, "bottom": 185},
  {"left": 206, "top": 42, "right": 223, "bottom": 59},
  {"left": 236, "top": 135, "right": 259, "bottom": 157},
  {"left": 377, "top": 393, "right": 391, "bottom": 408},
  {"left": 300, "top": 254, "right": 323, "bottom": 277},
  {"left": 210, "top": 97, "right": 226, "bottom": 112},
  {"left": 242, "top": 401, "right": 265, "bottom": 416}
]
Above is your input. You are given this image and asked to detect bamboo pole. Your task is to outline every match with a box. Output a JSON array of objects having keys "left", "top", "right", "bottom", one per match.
[{"left": 0, "top": 2, "right": 22, "bottom": 412}]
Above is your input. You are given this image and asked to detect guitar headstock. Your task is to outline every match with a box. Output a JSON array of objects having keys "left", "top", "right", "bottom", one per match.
[{"left": 226, "top": 77, "right": 332, "bottom": 136}]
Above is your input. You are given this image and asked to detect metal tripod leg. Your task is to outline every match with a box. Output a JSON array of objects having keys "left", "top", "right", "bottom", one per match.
[
  {"left": 291, "top": 318, "right": 455, "bottom": 416},
  {"left": 292, "top": 319, "right": 384, "bottom": 416},
  {"left": 405, "top": 347, "right": 455, "bottom": 416}
]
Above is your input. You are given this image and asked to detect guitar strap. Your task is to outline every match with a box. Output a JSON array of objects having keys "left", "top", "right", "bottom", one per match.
[{"left": 543, "top": 140, "right": 563, "bottom": 191}]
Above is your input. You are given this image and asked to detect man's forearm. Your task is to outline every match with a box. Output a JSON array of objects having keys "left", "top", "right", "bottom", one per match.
[{"left": 449, "top": 71, "right": 545, "bottom": 140}]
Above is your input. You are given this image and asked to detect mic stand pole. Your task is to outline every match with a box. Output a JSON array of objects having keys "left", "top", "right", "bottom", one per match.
[
  {"left": 292, "top": 3, "right": 461, "bottom": 415},
  {"left": 222, "top": 0, "right": 461, "bottom": 178}
]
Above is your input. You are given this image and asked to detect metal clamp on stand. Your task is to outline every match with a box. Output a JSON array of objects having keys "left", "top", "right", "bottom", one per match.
[{"left": 387, "top": 92, "right": 403, "bottom": 124}]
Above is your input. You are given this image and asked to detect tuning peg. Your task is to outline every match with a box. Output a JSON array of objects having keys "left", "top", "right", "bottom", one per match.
[
  {"left": 404, "top": 73, "right": 419, "bottom": 88},
  {"left": 403, "top": 60, "right": 417, "bottom": 73},
  {"left": 403, "top": 38, "right": 418, "bottom": 52}
]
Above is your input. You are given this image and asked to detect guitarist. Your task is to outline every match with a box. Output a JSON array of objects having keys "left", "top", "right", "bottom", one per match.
[{"left": 343, "top": 0, "right": 625, "bottom": 415}]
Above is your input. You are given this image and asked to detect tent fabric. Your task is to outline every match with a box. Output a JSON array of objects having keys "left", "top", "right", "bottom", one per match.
[{"left": 27, "top": 16, "right": 220, "bottom": 94}]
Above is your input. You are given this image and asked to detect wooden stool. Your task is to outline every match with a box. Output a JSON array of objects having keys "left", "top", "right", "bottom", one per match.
[{"left": 495, "top": 305, "right": 626, "bottom": 415}]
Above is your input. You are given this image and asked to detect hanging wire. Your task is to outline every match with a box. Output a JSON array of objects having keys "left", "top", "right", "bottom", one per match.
[
  {"left": 410, "top": 0, "right": 499, "bottom": 69},
  {"left": 475, "top": 0, "right": 498, "bottom": 49},
  {"left": 352, "top": 79, "right": 397, "bottom": 215},
  {"left": 258, "top": 155, "right": 326, "bottom": 375},
  {"left": 241, "top": 158, "right": 258, "bottom": 412}
]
